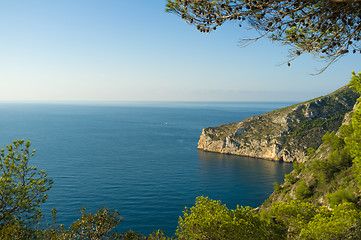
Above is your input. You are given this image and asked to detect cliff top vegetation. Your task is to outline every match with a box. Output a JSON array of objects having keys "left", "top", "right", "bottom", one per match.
[{"left": 200, "top": 85, "right": 359, "bottom": 162}]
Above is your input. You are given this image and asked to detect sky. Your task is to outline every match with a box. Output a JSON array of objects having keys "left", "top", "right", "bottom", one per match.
[{"left": 0, "top": 0, "right": 360, "bottom": 102}]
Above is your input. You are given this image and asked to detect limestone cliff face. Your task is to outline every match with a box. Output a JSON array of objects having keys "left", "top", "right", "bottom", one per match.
[
  {"left": 261, "top": 101, "right": 361, "bottom": 210},
  {"left": 198, "top": 86, "right": 359, "bottom": 162}
]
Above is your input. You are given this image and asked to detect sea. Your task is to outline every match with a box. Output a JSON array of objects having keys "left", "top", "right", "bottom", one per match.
[{"left": 0, "top": 102, "right": 294, "bottom": 236}]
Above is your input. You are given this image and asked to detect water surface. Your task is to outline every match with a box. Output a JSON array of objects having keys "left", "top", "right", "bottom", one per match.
[{"left": 0, "top": 102, "right": 293, "bottom": 236}]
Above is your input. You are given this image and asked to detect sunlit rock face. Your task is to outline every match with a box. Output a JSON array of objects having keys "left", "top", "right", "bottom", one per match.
[{"left": 198, "top": 86, "right": 359, "bottom": 162}]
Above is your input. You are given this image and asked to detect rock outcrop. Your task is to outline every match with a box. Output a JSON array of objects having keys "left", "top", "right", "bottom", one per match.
[{"left": 198, "top": 86, "right": 359, "bottom": 162}]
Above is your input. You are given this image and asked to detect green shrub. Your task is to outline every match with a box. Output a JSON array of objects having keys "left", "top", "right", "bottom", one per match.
[
  {"left": 293, "top": 161, "right": 305, "bottom": 174},
  {"left": 327, "top": 188, "right": 357, "bottom": 208},
  {"left": 299, "top": 203, "right": 361, "bottom": 240},
  {"left": 295, "top": 179, "right": 312, "bottom": 200},
  {"left": 285, "top": 173, "right": 298, "bottom": 184},
  {"left": 270, "top": 200, "right": 317, "bottom": 238},
  {"left": 176, "top": 196, "right": 284, "bottom": 240},
  {"left": 273, "top": 182, "right": 283, "bottom": 193}
]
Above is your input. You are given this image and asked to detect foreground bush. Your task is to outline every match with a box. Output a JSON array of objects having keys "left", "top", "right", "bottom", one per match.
[{"left": 176, "top": 196, "right": 284, "bottom": 240}]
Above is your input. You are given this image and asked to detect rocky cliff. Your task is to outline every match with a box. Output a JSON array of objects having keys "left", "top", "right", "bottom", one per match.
[
  {"left": 198, "top": 86, "right": 359, "bottom": 162},
  {"left": 261, "top": 99, "right": 361, "bottom": 211}
]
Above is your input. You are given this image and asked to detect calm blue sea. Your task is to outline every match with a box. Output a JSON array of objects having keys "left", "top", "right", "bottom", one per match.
[{"left": 0, "top": 102, "right": 294, "bottom": 236}]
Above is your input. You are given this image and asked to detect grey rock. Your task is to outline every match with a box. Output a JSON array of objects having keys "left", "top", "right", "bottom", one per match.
[{"left": 198, "top": 86, "right": 359, "bottom": 162}]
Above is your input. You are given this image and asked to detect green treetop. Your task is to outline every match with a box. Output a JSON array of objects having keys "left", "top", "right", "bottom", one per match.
[{"left": 0, "top": 140, "right": 53, "bottom": 227}]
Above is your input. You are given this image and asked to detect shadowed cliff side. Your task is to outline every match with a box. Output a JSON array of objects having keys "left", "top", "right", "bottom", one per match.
[{"left": 198, "top": 86, "right": 359, "bottom": 162}]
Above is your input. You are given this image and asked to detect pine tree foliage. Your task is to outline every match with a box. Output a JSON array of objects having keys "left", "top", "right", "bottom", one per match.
[
  {"left": 166, "top": 0, "right": 361, "bottom": 72},
  {"left": 0, "top": 140, "right": 52, "bottom": 227}
]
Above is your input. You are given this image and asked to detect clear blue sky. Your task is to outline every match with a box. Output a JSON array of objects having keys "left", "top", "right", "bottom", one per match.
[{"left": 0, "top": 0, "right": 360, "bottom": 102}]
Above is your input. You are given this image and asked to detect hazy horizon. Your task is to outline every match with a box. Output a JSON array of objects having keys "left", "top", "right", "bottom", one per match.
[{"left": 1, "top": 1, "right": 360, "bottom": 102}]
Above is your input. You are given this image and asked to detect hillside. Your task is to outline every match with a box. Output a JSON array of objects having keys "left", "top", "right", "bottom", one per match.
[
  {"left": 261, "top": 99, "right": 361, "bottom": 209},
  {"left": 198, "top": 86, "right": 359, "bottom": 162}
]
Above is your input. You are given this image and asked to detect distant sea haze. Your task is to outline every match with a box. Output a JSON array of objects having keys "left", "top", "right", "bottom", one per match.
[{"left": 0, "top": 102, "right": 293, "bottom": 236}]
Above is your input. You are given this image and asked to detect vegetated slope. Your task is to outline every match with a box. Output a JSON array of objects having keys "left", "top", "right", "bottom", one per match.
[
  {"left": 177, "top": 74, "right": 361, "bottom": 240},
  {"left": 198, "top": 86, "right": 359, "bottom": 162},
  {"left": 262, "top": 98, "right": 361, "bottom": 211}
]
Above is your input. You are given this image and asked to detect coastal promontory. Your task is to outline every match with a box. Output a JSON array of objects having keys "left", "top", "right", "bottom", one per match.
[{"left": 198, "top": 86, "right": 359, "bottom": 162}]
